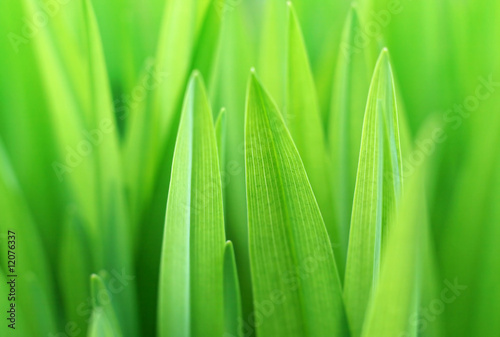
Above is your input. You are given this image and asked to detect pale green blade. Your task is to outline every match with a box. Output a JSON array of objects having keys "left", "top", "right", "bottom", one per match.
[
  {"left": 245, "top": 70, "right": 347, "bottom": 337},
  {"left": 158, "top": 72, "right": 225, "bottom": 337},
  {"left": 286, "top": 3, "right": 341, "bottom": 273},
  {"left": 343, "top": 49, "right": 404, "bottom": 337},
  {"left": 224, "top": 241, "right": 242, "bottom": 337},
  {"left": 88, "top": 274, "right": 124, "bottom": 337},
  {"left": 328, "top": 7, "right": 372, "bottom": 259}
]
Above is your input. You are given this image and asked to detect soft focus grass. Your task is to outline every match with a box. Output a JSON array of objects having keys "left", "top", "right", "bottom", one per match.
[{"left": 0, "top": 0, "right": 499, "bottom": 336}]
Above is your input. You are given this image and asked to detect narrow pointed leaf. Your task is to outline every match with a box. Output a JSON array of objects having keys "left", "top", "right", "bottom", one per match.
[
  {"left": 158, "top": 73, "right": 225, "bottom": 337},
  {"left": 245, "top": 71, "right": 346, "bottom": 337},
  {"left": 343, "top": 49, "right": 404, "bottom": 337}
]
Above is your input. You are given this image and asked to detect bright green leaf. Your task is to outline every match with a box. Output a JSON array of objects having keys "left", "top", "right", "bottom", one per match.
[
  {"left": 343, "top": 48, "right": 404, "bottom": 337},
  {"left": 245, "top": 70, "right": 347, "bottom": 337},
  {"left": 158, "top": 72, "right": 225, "bottom": 337}
]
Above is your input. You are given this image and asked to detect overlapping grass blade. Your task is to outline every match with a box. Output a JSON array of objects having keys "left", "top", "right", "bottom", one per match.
[
  {"left": 343, "top": 49, "right": 403, "bottom": 337},
  {"left": 158, "top": 73, "right": 226, "bottom": 337},
  {"left": 286, "top": 3, "right": 341, "bottom": 272},
  {"left": 245, "top": 70, "right": 346, "bottom": 337}
]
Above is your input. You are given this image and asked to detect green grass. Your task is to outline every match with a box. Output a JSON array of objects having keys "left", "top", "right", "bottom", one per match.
[{"left": 1, "top": 0, "right": 499, "bottom": 336}]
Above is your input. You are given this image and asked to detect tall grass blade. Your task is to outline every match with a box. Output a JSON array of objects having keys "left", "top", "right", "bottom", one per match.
[
  {"left": 245, "top": 70, "right": 347, "bottom": 337},
  {"left": 158, "top": 72, "right": 226, "bottom": 337},
  {"left": 343, "top": 49, "right": 403, "bottom": 337}
]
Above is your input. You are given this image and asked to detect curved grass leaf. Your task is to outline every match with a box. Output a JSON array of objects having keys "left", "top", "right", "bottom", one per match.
[
  {"left": 158, "top": 72, "right": 225, "bottom": 337},
  {"left": 245, "top": 70, "right": 346, "bottom": 337},
  {"left": 224, "top": 241, "right": 242, "bottom": 337},
  {"left": 343, "top": 49, "right": 403, "bottom": 337},
  {"left": 286, "top": 3, "right": 341, "bottom": 272}
]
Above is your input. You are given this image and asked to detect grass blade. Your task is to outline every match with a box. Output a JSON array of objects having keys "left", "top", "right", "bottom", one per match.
[
  {"left": 245, "top": 70, "right": 347, "bottom": 337},
  {"left": 158, "top": 72, "right": 225, "bottom": 337},
  {"left": 343, "top": 49, "right": 404, "bottom": 337}
]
